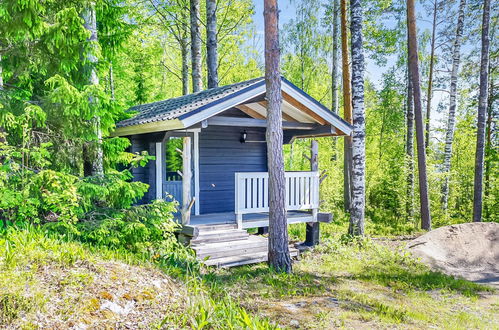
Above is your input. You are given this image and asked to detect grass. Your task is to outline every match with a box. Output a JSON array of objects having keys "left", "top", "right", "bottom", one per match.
[
  {"left": 204, "top": 223, "right": 497, "bottom": 329},
  {"left": 0, "top": 227, "right": 276, "bottom": 329},
  {"left": 1, "top": 221, "right": 497, "bottom": 329}
]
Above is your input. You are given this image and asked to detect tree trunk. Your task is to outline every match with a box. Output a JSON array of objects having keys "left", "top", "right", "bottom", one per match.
[
  {"left": 484, "top": 60, "right": 494, "bottom": 222},
  {"left": 206, "top": 0, "right": 218, "bottom": 88},
  {"left": 181, "top": 34, "right": 190, "bottom": 95},
  {"left": 331, "top": 0, "right": 339, "bottom": 161},
  {"left": 190, "top": 0, "right": 202, "bottom": 92},
  {"left": 348, "top": 0, "right": 366, "bottom": 236},
  {"left": 0, "top": 54, "right": 5, "bottom": 145},
  {"left": 407, "top": 0, "right": 431, "bottom": 230},
  {"left": 425, "top": 0, "right": 438, "bottom": 150},
  {"left": 341, "top": 0, "right": 353, "bottom": 213},
  {"left": 473, "top": 0, "right": 491, "bottom": 223},
  {"left": 406, "top": 69, "right": 415, "bottom": 222},
  {"left": 82, "top": 2, "right": 103, "bottom": 177},
  {"left": 264, "top": 0, "right": 292, "bottom": 273},
  {"left": 441, "top": 0, "right": 466, "bottom": 211},
  {"left": 109, "top": 62, "right": 115, "bottom": 101}
]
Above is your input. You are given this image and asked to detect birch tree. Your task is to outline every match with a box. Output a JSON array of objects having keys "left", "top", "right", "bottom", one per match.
[
  {"left": 349, "top": 0, "right": 366, "bottom": 236},
  {"left": 206, "top": 0, "right": 218, "bottom": 88},
  {"left": 330, "top": 0, "right": 340, "bottom": 161},
  {"left": 82, "top": 2, "right": 103, "bottom": 176},
  {"left": 440, "top": 0, "right": 466, "bottom": 211},
  {"left": 190, "top": 0, "right": 202, "bottom": 92},
  {"left": 264, "top": 0, "right": 292, "bottom": 273},
  {"left": 473, "top": 0, "right": 491, "bottom": 223},
  {"left": 407, "top": 0, "right": 431, "bottom": 230},
  {"left": 340, "top": 0, "right": 353, "bottom": 212}
]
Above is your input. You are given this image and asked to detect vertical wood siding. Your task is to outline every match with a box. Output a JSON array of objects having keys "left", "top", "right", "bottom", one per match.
[{"left": 199, "top": 126, "right": 267, "bottom": 213}]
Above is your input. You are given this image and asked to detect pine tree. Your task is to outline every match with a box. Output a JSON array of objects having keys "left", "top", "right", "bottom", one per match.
[
  {"left": 264, "top": 0, "right": 292, "bottom": 273},
  {"left": 407, "top": 0, "right": 432, "bottom": 230},
  {"left": 190, "top": 0, "right": 202, "bottom": 92},
  {"left": 206, "top": 0, "right": 219, "bottom": 88},
  {"left": 473, "top": 0, "right": 491, "bottom": 222}
]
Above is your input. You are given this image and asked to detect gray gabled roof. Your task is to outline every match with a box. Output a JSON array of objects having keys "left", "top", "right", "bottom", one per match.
[{"left": 117, "top": 77, "right": 264, "bottom": 128}]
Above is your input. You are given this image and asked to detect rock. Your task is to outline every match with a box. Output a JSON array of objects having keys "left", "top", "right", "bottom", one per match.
[
  {"left": 100, "top": 300, "right": 135, "bottom": 316},
  {"left": 290, "top": 319, "right": 300, "bottom": 328}
]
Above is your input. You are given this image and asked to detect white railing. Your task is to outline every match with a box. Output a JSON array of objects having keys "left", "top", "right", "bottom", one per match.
[{"left": 235, "top": 171, "right": 320, "bottom": 229}]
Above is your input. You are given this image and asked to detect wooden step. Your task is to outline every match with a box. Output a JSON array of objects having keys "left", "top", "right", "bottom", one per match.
[
  {"left": 204, "top": 247, "right": 300, "bottom": 268},
  {"left": 190, "top": 229, "right": 250, "bottom": 244},
  {"left": 193, "top": 236, "right": 267, "bottom": 259},
  {"left": 181, "top": 223, "right": 237, "bottom": 238}
]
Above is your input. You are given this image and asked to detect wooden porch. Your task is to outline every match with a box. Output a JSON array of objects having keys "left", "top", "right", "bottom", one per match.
[{"left": 186, "top": 211, "right": 314, "bottom": 228}]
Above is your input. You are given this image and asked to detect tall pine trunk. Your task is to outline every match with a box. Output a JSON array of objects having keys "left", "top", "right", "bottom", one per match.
[
  {"left": 264, "top": 0, "right": 292, "bottom": 273},
  {"left": 331, "top": 0, "right": 339, "bottom": 161},
  {"left": 473, "top": 0, "right": 491, "bottom": 223},
  {"left": 340, "top": 0, "right": 353, "bottom": 212},
  {"left": 406, "top": 69, "right": 415, "bottom": 222},
  {"left": 484, "top": 54, "right": 494, "bottom": 221},
  {"left": 425, "top": 0, "right": 438, "bottom": 150},
  {"left": 441, "top": 0, "right": 466, "bottom": 210},
  {"left": 348, "top": 0, "right": 366, "bottom": 236},
  {"left": 206, "top": 0, "right": 218, "bottom": 88},
  {"left": 190, "top": 0, "right": 202, "bottom": 92},
  {"left": 82, "top": 2, "right": 103, "bottom": 177},
  {"left": 407, "top": 0, "right": 431, "bottom": 230}
]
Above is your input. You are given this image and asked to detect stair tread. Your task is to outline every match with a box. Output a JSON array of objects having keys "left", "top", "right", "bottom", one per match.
[
  {"left": 204, "top": 248, "right": 299, "bottom": 267},
  {"left": 191, "top": 236, "right": 266, "bottom": 249}
]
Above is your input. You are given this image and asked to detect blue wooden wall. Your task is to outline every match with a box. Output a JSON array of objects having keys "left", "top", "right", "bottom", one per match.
[{"left": 199, "top": 125, "right": 267, "bottom": 213}]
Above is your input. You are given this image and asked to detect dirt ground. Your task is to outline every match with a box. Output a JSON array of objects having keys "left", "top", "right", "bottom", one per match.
[{"left": 406, "top": 222, "right": 499, "bottom": 288}]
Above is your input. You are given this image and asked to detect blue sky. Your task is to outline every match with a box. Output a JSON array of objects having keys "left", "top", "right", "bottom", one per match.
[{"left": 249, "top": 0, "right": 450, "bottom": 136}]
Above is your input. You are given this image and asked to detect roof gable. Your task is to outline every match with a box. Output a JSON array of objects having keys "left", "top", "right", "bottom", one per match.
[{"left": 113, "top": 77, "right": 353, "bottom": 137}]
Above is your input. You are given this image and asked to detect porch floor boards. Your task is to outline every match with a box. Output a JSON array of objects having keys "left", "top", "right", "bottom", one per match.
[{"left": 187, "top": 210, "right": 313, "bottom": 228}]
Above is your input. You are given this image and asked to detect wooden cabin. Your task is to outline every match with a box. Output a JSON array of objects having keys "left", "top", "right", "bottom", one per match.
[{"left": 113, "top": 76, "right": 352, "bottom": 267}]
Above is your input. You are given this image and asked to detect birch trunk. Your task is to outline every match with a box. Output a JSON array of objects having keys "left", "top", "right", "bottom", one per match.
[
  {"left": 206, "top": 0, "right": 218, "bottom": 88},
  {"left": 441, "top": 0, "right": 466, "bottom": 210},
  {"left": 348, "top": 0, "right": 366, "bottom": 236},
  {"left": 341, "top": 0, "right": 353, "bottom": 212},
  {"left": 473, "top": 0, "right": 491, "bottom": 222},
  {"left": 425, "top": 0, "right": 438, "bottom": 150},
  {"left": 331, "top": 0, "right": 339, "bottom": 161},
  {"left": 190, "top": 0, "right": 202, "bottom": 92},
  {"left": 264, "top": 0, "right": 292, "bottom": 273},
  {"left": 406, "top": 69, "right": 415, "bottom": 222},
  {"left": 82, "top": 2, "right": 103, "bottom": 177},
  {"left": 181, "top": 35, "right": 190, "bottom": 95},
  {"left": 407, "top": 0, "right": 431, "bottom": 230}
]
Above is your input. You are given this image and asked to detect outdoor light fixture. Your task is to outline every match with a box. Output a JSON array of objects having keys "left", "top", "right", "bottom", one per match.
[{"left": 240, "top": 130, "right": 247, "bottom": 143}]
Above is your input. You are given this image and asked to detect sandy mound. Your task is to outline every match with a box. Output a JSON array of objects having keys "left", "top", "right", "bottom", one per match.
[{"left": 407, "top": 222, "right": 499, "bottom": 287}]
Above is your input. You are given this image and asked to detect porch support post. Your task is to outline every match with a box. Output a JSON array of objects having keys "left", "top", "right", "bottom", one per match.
[
  {"left": 181, "top": 136, "right": 193, "bottom": 225},
  {"left": 305, "top": 140, "right": 320, "bottom": 246}
]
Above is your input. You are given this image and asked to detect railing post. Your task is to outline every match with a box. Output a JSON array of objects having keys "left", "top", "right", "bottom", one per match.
[{"left": 235, "top": 173, "right": 243, "bottom": 229}]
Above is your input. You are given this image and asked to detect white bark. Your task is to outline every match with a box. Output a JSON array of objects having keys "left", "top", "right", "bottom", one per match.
[
  {"left": 349, "top": 0, "right": 366, "bottom": 236},
  {"left": 331, "top": 0, "right": 339, "bottom": 115},
  {"left": 190, "top": 0, "right": 202, "bottom": 92},
  {"left": 82, "top": 2, "right": 103, "bottom": 176},
  {"left": 441, "top": 0, "right": 466, "bottom": 210}
]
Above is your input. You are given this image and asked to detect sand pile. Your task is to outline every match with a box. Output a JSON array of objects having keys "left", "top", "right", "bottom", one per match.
[{"left": 407, "top": 222, "right": 499, "bottom": 287}]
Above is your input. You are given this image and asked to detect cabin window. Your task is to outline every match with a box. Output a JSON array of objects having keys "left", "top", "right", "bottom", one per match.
[{"left": 164, "top": 137, "right": 183, "bottom": 181}]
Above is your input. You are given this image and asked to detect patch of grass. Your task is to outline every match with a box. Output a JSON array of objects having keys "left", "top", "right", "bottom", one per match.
[{"left": 207, "top": 232, "right": 497, "bottom": 329}]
